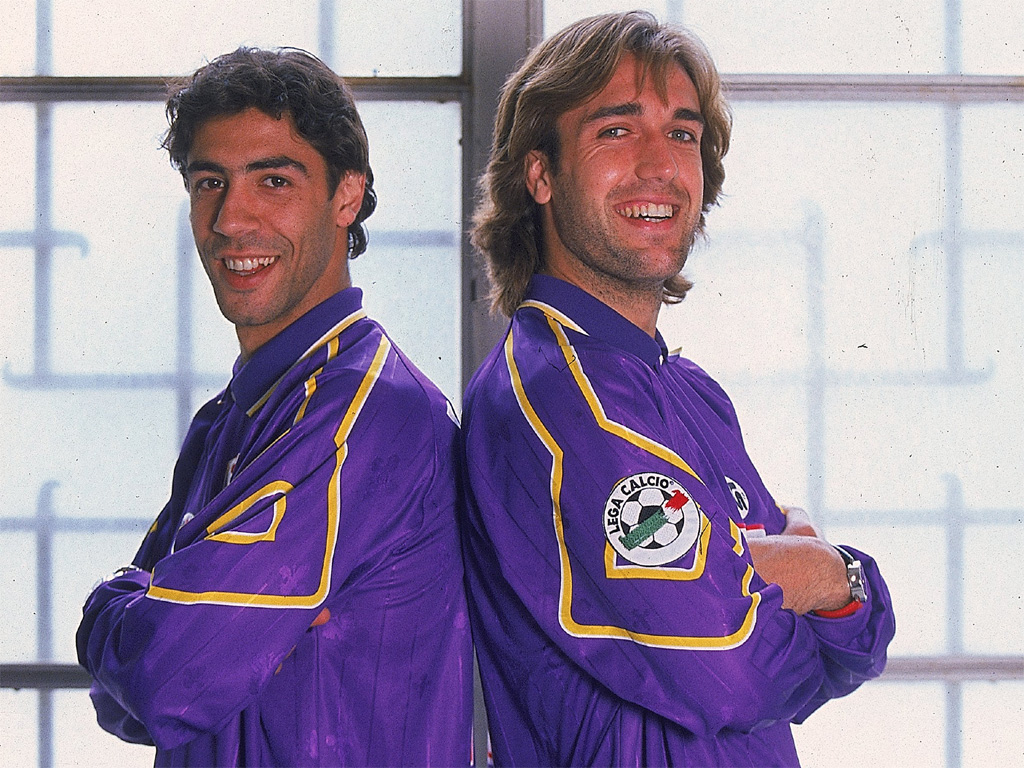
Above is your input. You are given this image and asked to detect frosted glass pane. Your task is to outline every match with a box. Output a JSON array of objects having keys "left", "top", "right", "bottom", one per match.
[
  {"left": 0, "top": 1, "right": 35, "bottom": 75},
  {"left": 670, "top": 237, "right": 811, "bottom": 376},
  {"left": 329, "top": 1, "right": 462, "bottom": 77},
  {"left": 48, "top": 104, "right": 204, "bottom": 375},
  {"left": 357, "top": 245, "right": 462, "bottom": 406},
  {"left": 961, "top": 105, "right": 1024, "bottom": 231},
  {"left": 544, "top": 1, "right": 1024, "bottom": 74},
  {"left": 718, "top": 384, "right": 809, "bottom": 505},
  {"left": 828, "top": 525, "right": 948, "bottom": 656},
  {"left": 0, "top": 106, "right": 36, "bottom": 230},
  {"left": 0, "top": 691, "right": 38, "bottom": 766},
  {"left": 963, "top": 526, "right": 1024, "bottom": 654},
  {"left": 42, "top": 0, "right": 460, "bottom": 77},
  {"left": 55, "top": 690, "right": 153, "bottom": 767},
  {"left": 661, "top": 100, "right": 1024, "bottom": 513},
  {"left": 2, "top": 389, "right": 180, "bottom": 521},
  {"left": 662, "top": 103, "right": 948, "bottom": 378},
  {"left": 962, "top": 0, "right": 1024, "bottom": 74},
  {"left": 54, "top": 532, "right": 148, "bottom": 663},
  {"left": 963, "top": 681, "right": 1024, "bottom": 767},
  {"left": 685, "top": 1, "right": 946, "bottom": 74},
  {"left": 0, "top": 534, "right": 37, "bottom": 662},
  {"left": 794, "top": 682, "right": 946, "bottom": 767},
  {"left": 353, "top": 101, "right": 462, "bottom": 405},
  {"left": 544, "top": 0, "right": 948, "bottom": 74}
]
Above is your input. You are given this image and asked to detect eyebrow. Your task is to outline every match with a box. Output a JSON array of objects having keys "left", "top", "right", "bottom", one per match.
[
  {"left": 583, "top": 102, "right": 705, "bottom": 126},
  {"left": 584, "top": 102, "right": 641, "bottom": 124},
  {"left": 185, "top": 156, "right": 310, "bottom": 176},
  {"left": 673, "top": 107, "right": 705, "bottom": 125}
]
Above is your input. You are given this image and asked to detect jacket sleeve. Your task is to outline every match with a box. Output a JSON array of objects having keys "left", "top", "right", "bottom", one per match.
[
  {"left": 76, "top": 351, "right": 441, "bottom": 751},
  {"left": 463, "top": 318, "right": 895, "bottom": 739},
  {"left": 88, "top": 679, "right": 154, "bottom": 745},
  {"left": 792, "top": 545, "right": 894, "bottom": 722},
  {"left": 679, "top": 359, "right": 896, "bottom": 722}
]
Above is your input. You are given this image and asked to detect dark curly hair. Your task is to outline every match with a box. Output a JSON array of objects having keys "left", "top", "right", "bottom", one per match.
[
  {"left": 163, "top": 47, "right": 377, "bottom": 258},
  {"left": 471, "top": 11, "right": 732, "bottom": 316}
]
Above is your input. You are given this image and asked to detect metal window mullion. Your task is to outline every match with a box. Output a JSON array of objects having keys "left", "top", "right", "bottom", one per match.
[
  {"left": 461, "top": 0, "right": 541, "bottom": 388},
  {"left": 5, "top": 655, "right": 1020, "bottom": 691},
  {"left": 723, "top": 74, "right": 1024, "bottom": 102},
  {"left": 33, "top": 4, "right": 56, "bottom": 762},
  {"left": 0, "top": 76, "right": 470, "bottom": 103},
  {"left": 943, "top": 5, "right": 965, "bottom": 760}
]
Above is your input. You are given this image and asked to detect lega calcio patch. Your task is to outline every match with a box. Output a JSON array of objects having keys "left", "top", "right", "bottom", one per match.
[{"left": 604, "top": 473, "right": 702, "bottom": 566}]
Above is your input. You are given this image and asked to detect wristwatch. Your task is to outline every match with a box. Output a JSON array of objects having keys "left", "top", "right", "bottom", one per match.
[{"left": 834, "top": 545, "right": 867, "bottom": 603}]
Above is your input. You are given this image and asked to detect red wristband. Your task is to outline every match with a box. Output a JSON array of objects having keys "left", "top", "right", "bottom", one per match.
[{"left": 812, "top": 599, "right": 863, "bottom": 619}]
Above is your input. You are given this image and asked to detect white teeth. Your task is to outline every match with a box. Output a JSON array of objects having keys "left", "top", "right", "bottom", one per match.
[
  {"left": 225, "top": 256, "right": 276, "bottom": 273},
  {"left": 620, "top": 203, "right": 674, "bottom": 220}
]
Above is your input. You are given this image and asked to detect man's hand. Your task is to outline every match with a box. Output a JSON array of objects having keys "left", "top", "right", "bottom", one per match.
[
  {"left": 747, "top": 536, "right": 850, "bottom": 614},
  {"left": 778, "top": 505, "right": 822, "bottom": 538},
  {"left": 748, "top": 506, "right": 851, "bottom": 615}
]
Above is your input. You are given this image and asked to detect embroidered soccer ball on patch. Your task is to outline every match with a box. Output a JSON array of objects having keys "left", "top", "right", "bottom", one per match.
[{"left": 603, "top": 473, "right": 702, "bottom": 566}]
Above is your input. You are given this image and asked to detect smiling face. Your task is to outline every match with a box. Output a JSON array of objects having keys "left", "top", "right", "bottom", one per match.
[
  {"left": 186, "top": 108, "right": 365, "bottom": 358},
  {"left": 526, "top": 55, "right": 704, "bottom": 333}
]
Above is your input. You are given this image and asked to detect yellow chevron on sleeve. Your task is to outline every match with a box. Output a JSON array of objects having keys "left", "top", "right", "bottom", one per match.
[
  {"left": 294, "top": 375, "right": 318, "bottom": 425},
  {"left": 505, "top": 325, "right": 760, "bottom": 650},
  {"left": 543, "top": 314, "right": 702, "bottom": 484},
  {"left": 148, "top": 334, "right": 391, "bottom": 609},
  {"left": 730, "top": 518, "right": 745, "bottom": 555},
  {"left": 204, "top": 481, "right": 293, "bottom": 544},
  {"left": 294, "top": 335, "right": 342, "bottom": 426},
  {"left": 248, "top": 309, "right": 364, "bottom": 417}
]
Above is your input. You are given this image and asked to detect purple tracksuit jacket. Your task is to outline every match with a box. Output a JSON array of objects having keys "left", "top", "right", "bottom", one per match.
[
  {"left": 461, "top": 275, "right": 895, "bottom": 766},
  {"left": 77, "top": 288, "right": 472, "bottom": 766}
]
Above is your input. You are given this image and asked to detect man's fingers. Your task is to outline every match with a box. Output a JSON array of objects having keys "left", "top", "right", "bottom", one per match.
[{"left": 780, "top": 505, "right": 822, "bottom": 538}]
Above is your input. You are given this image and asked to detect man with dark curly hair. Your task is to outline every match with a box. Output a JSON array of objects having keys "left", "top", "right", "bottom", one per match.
[
  {"left": 77, "top": 47, "right": 471, "bottom": 767},
  {"left": 462, "top": 12, "right": 895, "bottom": 766}
]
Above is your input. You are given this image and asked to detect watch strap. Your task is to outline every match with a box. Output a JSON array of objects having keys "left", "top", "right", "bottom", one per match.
[{"left": 833, "top": 545, "right": 868, "bottom": 603}]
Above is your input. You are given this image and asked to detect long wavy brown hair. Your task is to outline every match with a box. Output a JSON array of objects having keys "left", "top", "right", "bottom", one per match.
[{"left": 471, "top": 11, "right": 732, "bottom": 316}]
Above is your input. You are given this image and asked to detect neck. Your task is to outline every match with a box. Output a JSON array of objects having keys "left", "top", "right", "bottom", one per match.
[{"left": 541, "top": 263, "right": 662, "bottom": 338}]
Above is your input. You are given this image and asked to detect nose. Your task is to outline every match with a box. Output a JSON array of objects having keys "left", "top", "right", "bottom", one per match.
[
  {"left": 635, "top": 133, "right": 679, "bottom": 182},
  {"left": 212, "top": 183, "right": 259, "bottom": 238}
]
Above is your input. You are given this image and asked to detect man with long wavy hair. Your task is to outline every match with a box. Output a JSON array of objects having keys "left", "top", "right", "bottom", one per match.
[{"left": 462, "top": 12, "right": 895, "bottom": 766}]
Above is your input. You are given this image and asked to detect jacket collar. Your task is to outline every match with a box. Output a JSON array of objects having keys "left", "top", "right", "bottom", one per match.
[
  {"left": 522, "top": 275, "right": 668, "bottom": 369},
  {"left": 228, "top": 288, "right": 364, "bottom": 411}
]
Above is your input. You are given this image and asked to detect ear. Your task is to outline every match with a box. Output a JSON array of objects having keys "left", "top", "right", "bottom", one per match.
[
  {"left": 524, "top": 150, "right": 553, "bottom": 205},
  {"left": 332, "top": 171, "right": 367, "bottom": 229}
]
